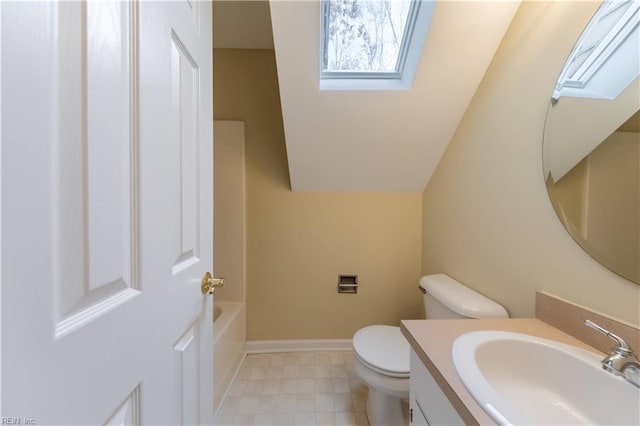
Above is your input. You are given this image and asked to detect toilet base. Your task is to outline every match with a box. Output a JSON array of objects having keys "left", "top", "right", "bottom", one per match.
[
  {"left": 352, "top": 347, "right": 409, "bottom": 426},
  {"left": 365, "top": 387, "right": 408, "bottom": 426}
]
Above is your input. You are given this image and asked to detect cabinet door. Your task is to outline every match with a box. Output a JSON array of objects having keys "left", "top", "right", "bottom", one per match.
[
  {"left": 410, "top": 400, "right": 431, "bottom": 425},
  {"left": 409, "top": 349, "right": 464, "bottom": 425}
]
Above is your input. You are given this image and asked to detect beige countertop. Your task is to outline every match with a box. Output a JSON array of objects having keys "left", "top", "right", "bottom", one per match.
[{"left": 400, "top": 318, "right": 604, "bottom": 425}]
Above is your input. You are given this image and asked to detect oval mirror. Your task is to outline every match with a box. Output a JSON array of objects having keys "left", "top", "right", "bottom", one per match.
[{"left": 543, "top": 0, "right": 640, "bottom": 284}]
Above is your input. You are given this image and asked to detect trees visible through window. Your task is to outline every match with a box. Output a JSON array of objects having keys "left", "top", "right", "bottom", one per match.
[{"left": 322, "top": 0, "right": 414, "bottom": 73}]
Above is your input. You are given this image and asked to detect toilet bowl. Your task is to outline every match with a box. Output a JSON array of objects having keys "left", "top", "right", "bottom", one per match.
[
  {"left": 352, "top": 274, "right": 509, "bottom": 426},
  {"left": 352, "top": 325, "right": 410, "bottom": 426}
]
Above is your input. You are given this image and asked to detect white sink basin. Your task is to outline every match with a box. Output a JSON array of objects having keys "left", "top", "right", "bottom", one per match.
[{"left": 452, "top": 331, "right": 640, "bottom": 425}]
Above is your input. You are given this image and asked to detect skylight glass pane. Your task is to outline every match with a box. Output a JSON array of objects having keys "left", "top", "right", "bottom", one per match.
[
  {"left": 565, "top": 0, "right": 633, "bottom": 78},
  {"left": 323, "top": 0, "right": 413, "bottom": 73}
]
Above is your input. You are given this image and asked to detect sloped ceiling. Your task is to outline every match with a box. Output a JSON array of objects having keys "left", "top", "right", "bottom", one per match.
[{"left": 270, "top": 0, "right": 521, "bottom": 191}]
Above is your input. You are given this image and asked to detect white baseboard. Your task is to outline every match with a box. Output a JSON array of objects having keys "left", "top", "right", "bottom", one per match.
[{"left": 246, "top": 339, "right": 352, "bottom": 354}]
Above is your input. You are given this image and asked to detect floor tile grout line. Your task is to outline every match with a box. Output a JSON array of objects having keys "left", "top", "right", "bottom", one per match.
[{"left": 215, "top": 350, "right": 369, "bottom": 426}]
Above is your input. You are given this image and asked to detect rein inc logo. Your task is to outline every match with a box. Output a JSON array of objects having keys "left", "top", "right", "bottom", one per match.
[{"left": 1, "top": 418, "right": 35, "bottom": 425}]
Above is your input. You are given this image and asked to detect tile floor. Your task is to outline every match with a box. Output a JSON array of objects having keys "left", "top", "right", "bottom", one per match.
[{"left": 214, "top": 351, "right": 370, "bottom": 426}]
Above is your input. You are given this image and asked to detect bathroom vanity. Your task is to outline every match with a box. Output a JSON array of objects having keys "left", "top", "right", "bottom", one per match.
[
  {"left": 401, "top": 318, "right": 601, "bottom": 425},
  {"left": 401, "top": 293, "right": 640, "bottom": 426}
]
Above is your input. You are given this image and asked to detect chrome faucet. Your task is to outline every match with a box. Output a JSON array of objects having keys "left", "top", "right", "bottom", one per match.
[{"left": 585, "top": 320, "right": 640, "bottom": 388}]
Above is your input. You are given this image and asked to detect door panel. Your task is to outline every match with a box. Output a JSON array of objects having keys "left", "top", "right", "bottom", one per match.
[
  {"left": 1, "top": 1, "right": 214, "bottom": 423},
  {"left": 104, "top": 386, "right": 141, "bottom": 426},
  {"left": 184, "top": 0, "right": 201, "bottom": 33},
  {"left": 54, "top": 1, "right": 140, "bottom": 338},
  {"left": 171, "top": 33, "right": 201, "bottom": 275},
  {"left": 174, "top": 321, "right": 201, "bottom": 425}
]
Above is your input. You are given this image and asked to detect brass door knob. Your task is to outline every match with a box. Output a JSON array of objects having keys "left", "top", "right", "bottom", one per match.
[{"left": 201, "top": 272, "right": 225, "bottom": 295}]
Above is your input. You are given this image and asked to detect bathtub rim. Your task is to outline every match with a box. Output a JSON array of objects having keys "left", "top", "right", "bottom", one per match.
[{"left": 213, "top": 301, "right": 244, "bottom": 341}]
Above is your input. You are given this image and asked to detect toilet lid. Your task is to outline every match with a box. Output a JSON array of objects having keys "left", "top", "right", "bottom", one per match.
[{"left": 352, "top": 325, "right": 410, "bottom": 376}]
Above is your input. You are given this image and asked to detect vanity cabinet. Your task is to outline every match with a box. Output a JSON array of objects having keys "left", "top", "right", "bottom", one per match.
[{"left": 409, "top": 349, "right": 464, "bottom": 425}]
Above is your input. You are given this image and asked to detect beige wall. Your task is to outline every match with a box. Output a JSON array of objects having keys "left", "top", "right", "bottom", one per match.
[
  {"left": 584, "top": 132, "right": 640, "bottom": 283},
  {"left": 551, "top": 157, "right": 586, "bottom": 232},
  {"left": 213, "top": 49, "right": 423, "bottom": 340},
  {"left": 213, "top": 121, "right": 246, "bottom": 303},
  {"left": 551, "top": 132, "right": 640, "bottom": 284},
  {"left": 421, "top": 1, "right": 640, "bottom": 326}
]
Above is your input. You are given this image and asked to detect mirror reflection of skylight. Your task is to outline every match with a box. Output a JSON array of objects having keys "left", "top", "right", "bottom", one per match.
[
  {"left": 323, "top": 0, "right": 413, "bottom": 73},
  {"left": 552, "top": 0, "right": 640, "bottom": 101},
  {"left": 564, "top": 1, "right": 633, "bottom": 77},
  {"left": 320, "top": 0, "right": 436, "bottom": 90}
]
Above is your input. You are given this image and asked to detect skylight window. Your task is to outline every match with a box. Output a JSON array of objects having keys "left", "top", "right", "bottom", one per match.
[
  {"left": 320, "top": 0, "right": 435, "bottom": 90},
  {"left": 552, "top": 0, "right": 640, "bottom": 101}
]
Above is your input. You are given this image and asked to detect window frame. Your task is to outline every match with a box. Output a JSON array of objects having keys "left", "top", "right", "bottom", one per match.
[{"left": 319, "top": 0, "right": 436, "bottom": 91}]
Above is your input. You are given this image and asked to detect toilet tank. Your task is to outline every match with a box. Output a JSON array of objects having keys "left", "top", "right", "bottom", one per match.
[{"left": 419, "top": 274, "right": 509, "bottom": 319}]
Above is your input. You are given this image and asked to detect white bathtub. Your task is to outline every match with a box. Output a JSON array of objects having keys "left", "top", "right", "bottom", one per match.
[{"left": 213, "top": 301, "right": 246, "bottom": 414}]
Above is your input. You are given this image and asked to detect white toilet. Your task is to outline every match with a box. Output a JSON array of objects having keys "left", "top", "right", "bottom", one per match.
[{"left": 352, "top": 274, "right": 508, "bottom": 426}]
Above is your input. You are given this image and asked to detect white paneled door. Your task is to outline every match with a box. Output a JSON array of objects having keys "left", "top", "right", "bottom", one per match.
[{"left": 1, "top": 1, "right": 214, "bottom": 424}]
